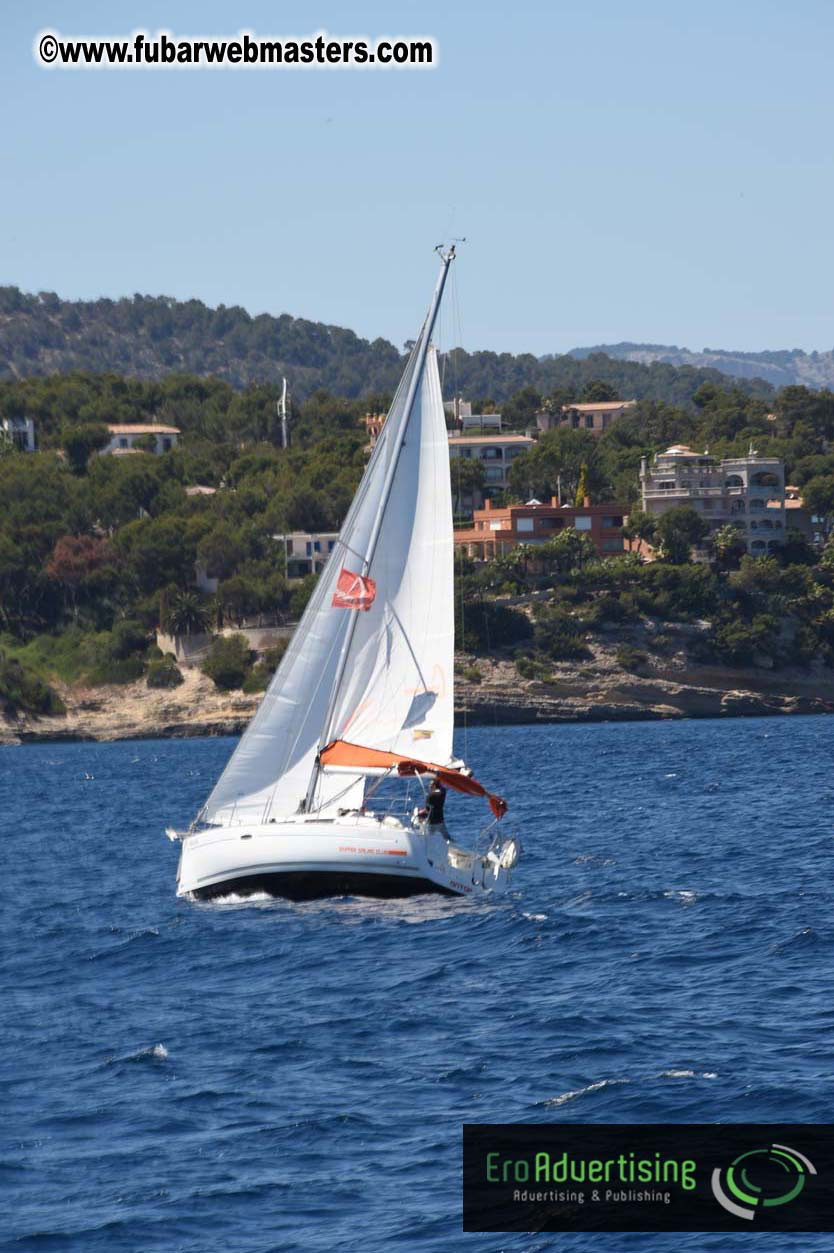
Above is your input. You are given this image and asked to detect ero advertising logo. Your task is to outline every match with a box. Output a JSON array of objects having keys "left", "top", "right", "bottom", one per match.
[
  {"left": 463, "top": 1124, "right": 834, "bottom": 1233},
  {"left": 711, "top": 1143, "right": 817, "bottom": 1220}
]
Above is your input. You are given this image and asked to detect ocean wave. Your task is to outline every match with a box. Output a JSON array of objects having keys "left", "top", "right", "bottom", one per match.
[
  {"left": 202, "top": 890, "right": 276, "bottom": 904},
  {"left": 659, "top": 1069, "right": 718, "bottom": 1080},
  {"left": 541, "top": 1078, "right": 631, "bottom": 1106},
  {"left": 88, "top": 926, "right": 161, "bottom": 960},
  {"left": 105, "top": 1043, "right": 168, "bottom": 1065}
]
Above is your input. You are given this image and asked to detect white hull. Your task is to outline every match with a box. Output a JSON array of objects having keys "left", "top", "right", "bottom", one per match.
[{"left": 176, "top": 814, "right": 517, "bottom": 901}]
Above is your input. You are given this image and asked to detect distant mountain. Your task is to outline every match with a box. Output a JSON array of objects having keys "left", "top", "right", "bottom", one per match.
[
  {"left": 0, "top": 286, "right": 773, "bottom": 406},
  {"left": 0, "top": 287, "right": 405, "bottom": 398},
  {"left": 567, "top": 342, "right": 834, "bottom": 389}
]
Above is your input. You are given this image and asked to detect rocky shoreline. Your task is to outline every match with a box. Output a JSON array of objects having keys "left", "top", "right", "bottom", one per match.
[{"left": 3, "top": 630, "right": 834, "bottom": 746}]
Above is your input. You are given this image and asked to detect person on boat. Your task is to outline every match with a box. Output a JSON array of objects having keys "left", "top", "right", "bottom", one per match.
[{"left": 419, "top": 777, "right": 450, "bottom": 841}]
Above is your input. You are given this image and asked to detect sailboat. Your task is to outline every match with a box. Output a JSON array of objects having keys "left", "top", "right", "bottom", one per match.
[{"left": 169, "top": 247, "right": 521, "bottom": 900}]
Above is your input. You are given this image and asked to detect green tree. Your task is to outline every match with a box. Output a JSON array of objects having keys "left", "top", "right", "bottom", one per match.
[
  {"left": 655, "top": 506, "right": 709, "bottom": 564},
  {"left": 61, "top": 422, "right": 110, "bottom": 474},
  {"left": 710, "top": 523, "right": 747, "bottom": 572},
  {"left": 820, "top": 536, "right": 834, "bottom": 572},
  {"left": 801, "top": 475, "right": 834, "bottom": 539},
  {"left": 117, "top": 515, "right": 197, "bottom": 593},
  {"left": 501, "top": 385, "right": 542, "bottom": 428},
  {"left": 508, "top": 428, "right": 603, "bottom": 503},
  {"left": 197, "top": 523, "right": 246, "bottom": 582},
  {"left": 780, "top": 527, "right": 817, "bottom": 566},
  {"left": 537, "top": 529, "right": 596, "bottom": 576},
  {"left": 490, "top": 546, "right": 530, "bottom": 593},
  {"left": 622, "top": 508, "right": 657, "bottom": 553},
  {"left": 450, "top": 457, "right": 485, "bottom": 515},
  {"left": 0, "top": 650, "right": 65, "bottom": 716},
  {"left": 217, "top": 575, "right": 261, "bottom": 626},
  {"left": 0, "top": 427, "right": 20, "bottom": 457},
  {"left": 575, "top": 463, "right": 589, "bottom": 506},
  {"left": 202, "top": 633, "right": 253, "bottom": 690},
  {"left": 289, "top": 573, "right": 318, "bottom": 617},
  {"left": 579, "top": 380, "right": 618, "bottom": 403}
]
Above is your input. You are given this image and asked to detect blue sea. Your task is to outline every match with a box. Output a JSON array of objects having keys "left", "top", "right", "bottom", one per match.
[{"left": 3, "top": 716, "right": 834, "bottom": 1252}]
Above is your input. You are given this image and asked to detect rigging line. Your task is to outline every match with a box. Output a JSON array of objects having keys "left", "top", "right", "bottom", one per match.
[
  {"left": 263, "top": 605, "right": 349, "bottom": 821},
  {"left": 450, "top": 262, "right": 469, "bottom": 766},
  {"left": 387, "top": 601, "right": 430, "bottom": 695},
  {"left": 363, "top": 768, "right": 394, "bottom": 800},
  {"left": 481, "top": 594, "right": 500, "bottom": 736},
  {"left": 316, "top": 774, "right": 366, "bottom": 811}
]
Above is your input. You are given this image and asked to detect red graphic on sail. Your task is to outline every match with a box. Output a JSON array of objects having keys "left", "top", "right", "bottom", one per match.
[{"left": 332, "top": 568, "right": 376, "bottom": 611}]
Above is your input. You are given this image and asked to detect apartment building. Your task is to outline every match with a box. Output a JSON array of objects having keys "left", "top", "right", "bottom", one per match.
[
  {"left": 447, "top": 432, "right": 535, "bottom": 506},
  {"left": 640, "top": 445, "right": 786, "bottom": 556},
  {"left": 539, "top": 399, "right": 636, "bottom": 436},
  {"left": 454, "top": 497, "right": 626, "bottom": 559}
]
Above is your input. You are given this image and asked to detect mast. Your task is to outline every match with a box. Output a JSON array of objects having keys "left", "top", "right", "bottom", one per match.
[
  {"left": 304, "top": 245, "right": 456, "bottom": 812},
  {"left": 278, "top": 377, "right": 289, "bottom": 449}
]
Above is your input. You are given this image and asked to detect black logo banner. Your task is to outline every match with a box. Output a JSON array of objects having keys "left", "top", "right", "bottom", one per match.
[{"left": 463, "top": 1124, "right": 834, "bottom": 1232}]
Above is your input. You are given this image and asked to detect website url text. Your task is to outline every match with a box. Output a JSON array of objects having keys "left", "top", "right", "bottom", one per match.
[{"left": 34, "top": 29, "right": 436, "bottom": 70}]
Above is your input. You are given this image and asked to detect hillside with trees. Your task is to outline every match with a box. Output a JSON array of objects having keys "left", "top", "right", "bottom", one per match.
[
  {"left": 568, "top": 341, "right": 834, "bottom": 390},
  {"left": 4, "top": 369, "right": 834, "bottom": 725},
  {"left": 0, "top": 286, "right": 775, "bottom": 404}
]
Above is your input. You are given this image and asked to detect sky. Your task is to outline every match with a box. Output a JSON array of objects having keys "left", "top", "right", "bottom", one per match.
[{"left": 2, "top": 0, "right": 834, "bottom": 358}]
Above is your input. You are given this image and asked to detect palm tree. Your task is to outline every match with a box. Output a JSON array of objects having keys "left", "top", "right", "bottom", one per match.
[
  {"left": 165, "top": 589, "right": 212, "bottom": 636},
  {"left": 710, "top": 524, "right": 747, "bottom": 573}
]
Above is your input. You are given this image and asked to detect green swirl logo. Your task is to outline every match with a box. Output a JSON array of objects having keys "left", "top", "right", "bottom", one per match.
[{"left": 711, "top": 1143, "right": 816, "bottom": 1220}]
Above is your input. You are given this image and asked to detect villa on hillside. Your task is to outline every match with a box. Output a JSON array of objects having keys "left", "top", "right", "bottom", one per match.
[
  {"left": 448, "top": 432, "right": 535, "bottom": 513},
  {"left": 454, "top": 497, "right": 626, "bottom": 560},
  {"left": 538, "top": 399, "right": 636, "bottom": 435},
  {"left": 102, "top": 424, "right": 180, "bottom": 455},
  {"left": 273, "top": 531, "right": 340, "bottom": 578},
  {"left": 640, "top": 445, "right": 786, "bottom": 556}
]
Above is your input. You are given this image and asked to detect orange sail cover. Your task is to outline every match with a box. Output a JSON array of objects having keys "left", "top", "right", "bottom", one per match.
[{"left": 320, "top": 739, "right": 508, "bottom": 819}]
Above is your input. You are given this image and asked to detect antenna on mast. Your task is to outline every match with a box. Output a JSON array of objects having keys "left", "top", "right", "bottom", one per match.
[
  {"left": 277, "top": 377, "right": 289, "bottom": 449},
  {"left": 435, "top": 238, "right": 464, "bottom": 263}
]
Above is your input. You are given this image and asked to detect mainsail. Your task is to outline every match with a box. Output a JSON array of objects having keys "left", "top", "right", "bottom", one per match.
[{"left": 200, "top": 254, "right": 455, "bottom": 826}]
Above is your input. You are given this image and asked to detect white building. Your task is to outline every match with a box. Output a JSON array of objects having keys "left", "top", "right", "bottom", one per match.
[
  {"left": 102, "top": 423, "right": 180, "bottom": 455},
  {"left": 447, "top": 432, "right": 535, "bottom": 510},
  {"left": 443, "top": 398, "right": 503, "bottom": 432},
  {"left": 273, "top": 531, "right": 340, "bottom": 578},
  {"left": 640, "top": 445, "right": 786, "bottom": 556},
  {"left": 0, "top": 416, "right": 36, "bottom": 451}
]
